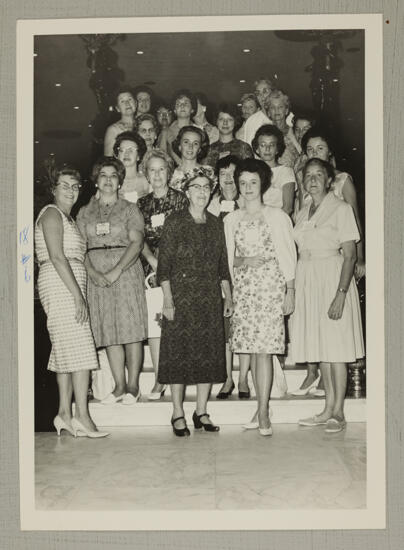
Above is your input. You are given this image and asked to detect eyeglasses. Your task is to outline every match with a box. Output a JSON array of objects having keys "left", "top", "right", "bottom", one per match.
[
  {"left": 56, "top": 183, "right": 81, "bottom": 192},
  {"left": 188, "top": 184, "right": 211, "bottom": 192}
]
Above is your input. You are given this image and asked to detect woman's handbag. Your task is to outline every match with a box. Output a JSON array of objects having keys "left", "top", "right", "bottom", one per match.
[{"left": 145, "top": 273, "right": 164, "bottom": 338}]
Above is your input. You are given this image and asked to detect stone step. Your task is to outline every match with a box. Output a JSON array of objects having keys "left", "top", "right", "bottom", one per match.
[{"left": 89, "top": 396, "right": 366, "bottom": 427}]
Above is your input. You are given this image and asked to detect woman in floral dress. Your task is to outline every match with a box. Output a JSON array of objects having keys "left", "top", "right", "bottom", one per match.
[{"left": 224, "top": 158, "right": 296, "bottom": 435}]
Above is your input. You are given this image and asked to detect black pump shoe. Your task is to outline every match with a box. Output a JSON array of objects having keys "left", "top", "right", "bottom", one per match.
[
  {"left": 171, "top": 416, "right": 190, "bottom": 437},
  {"left": 238, "top": 389, "right": 251, "bottom": 399},
  {"left": 216, "top": 381, "right": 235, "bottom": 399},
  {"left": 192, "top": 411, "right": 220, "bottom": 432}
]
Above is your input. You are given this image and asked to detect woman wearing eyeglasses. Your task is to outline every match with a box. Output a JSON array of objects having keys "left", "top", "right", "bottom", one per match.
[
  {"left": 76, "top": 157, "right": 147, "bottom": 406},
  {"left": 35, "top": 166, "right": 108, "bottom": 438},
  {"left": 157, "top": 167, "right": 233, "bottom": 436}
]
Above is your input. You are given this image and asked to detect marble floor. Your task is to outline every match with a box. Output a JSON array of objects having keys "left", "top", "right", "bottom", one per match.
[{"left": 35, "top": 424, "right": 366, "bottom": 510}]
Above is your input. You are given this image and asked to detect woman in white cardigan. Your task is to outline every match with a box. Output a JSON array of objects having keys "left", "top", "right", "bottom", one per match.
[{"left": 224, "top": 158, "right": 297, "bottom": 435}]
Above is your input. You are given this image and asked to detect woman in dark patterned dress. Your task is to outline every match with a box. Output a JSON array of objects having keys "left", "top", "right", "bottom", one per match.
[
  {"left": 157, "top": 167, "right": 233, "bottom": 436},
  {"left": 137, "top": 149, "right": 188, "bottom": 399}
]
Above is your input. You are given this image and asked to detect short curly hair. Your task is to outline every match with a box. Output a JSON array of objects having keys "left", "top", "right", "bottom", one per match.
[
  {"left": 91, "top": 156, "right": 126, "bottom": 187},
  {"left": 301, "top": 125, "right": 336, "bottom": 157},
  {"left": 49, "top": 166, "right": 81, "bottom": 191},
  {"left": 268, "top": 89, "right": 291, "bottom": 111},
  {"left": 171, "top": 89, "right": 198, "bottom": 116},
  {"left": 142, "top": 148, "right": 176, "bottom": 182},
  {"left": 214, "top": 154, "right": 240, "bottom": 177},
  {"left": 172, "top": 125, "right": 209, "bottom": 163},
  {"left": 252, "top": 124, "right": 286, "bottom": 160},
  {"left": 234, "top": 158, "right": 272, "bottom": 200},
  {"left": 112, "top": 131, "right": 147, "bottom": 164},
  {"left": 302, "top": 157, "right": 335, "bottom": 184},
  {"left": 216, "top": 103, "right": 241, "bottom": 131}
]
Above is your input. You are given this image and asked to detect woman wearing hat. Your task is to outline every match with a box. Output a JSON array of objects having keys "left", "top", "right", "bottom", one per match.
[{"left": 157, "top": 166, "right": 233, "bottom": 436}]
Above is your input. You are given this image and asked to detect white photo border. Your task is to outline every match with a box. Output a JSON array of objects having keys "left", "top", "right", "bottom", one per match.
[{"left": 17, "top": 13, "right": 385, "bottom": 531}]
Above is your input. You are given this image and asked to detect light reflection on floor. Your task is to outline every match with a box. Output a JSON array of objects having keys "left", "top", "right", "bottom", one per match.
[{"left": 35, "top": 424, "right": 366, "bottom": 510}]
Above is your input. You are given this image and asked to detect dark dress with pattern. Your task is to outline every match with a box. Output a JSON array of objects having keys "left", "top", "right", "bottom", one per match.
[
  {"left": 137, "top": 187, "right": 188, "bottom": 278},
  {"left": 157, "top": 209, "right": 230, "bottom": 384}
]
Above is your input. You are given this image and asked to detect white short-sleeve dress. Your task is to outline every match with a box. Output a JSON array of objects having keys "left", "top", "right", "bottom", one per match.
[{"left": 290, "top": 192, "right": 364, "bottom": 363}]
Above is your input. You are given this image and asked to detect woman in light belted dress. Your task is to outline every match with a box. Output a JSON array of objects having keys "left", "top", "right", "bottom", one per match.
[
  {"left": 35, "top": 166, "right": 108, "bottom": 438},
  {"left": 290, "top": 158, "right": 364, "bottom": 433},
  {"left": 76, "top": 157, "right": 147, "bottom": 406}
]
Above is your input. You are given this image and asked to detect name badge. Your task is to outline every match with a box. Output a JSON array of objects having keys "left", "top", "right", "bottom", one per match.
[
  {"left": 96, "top": 222, "right": 110, "bottom": 236},
  {"left": 220, "top": 200, "right": 235, "bottom": 213},
  {"left": 151, "top": 213, "right": 165, "bottom": 228}
]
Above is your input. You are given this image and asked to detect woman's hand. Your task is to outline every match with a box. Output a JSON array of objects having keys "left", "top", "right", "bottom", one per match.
[
  {"left": 328, "top": 292, "right": 347, "bottom": 320},
  {"left": 162, "top": 298, "right": 175, "bottom": 321},
  {"left": 89, "top": 270, "right": 110, "bottom": 287},
  {"left": 104, "top": 266, "right": 123, "bottom": 285},
  {"left": 283, "top": 289, "right": 295, "bottom": 315},
  {"left": 223, "top": 297, "right": 234, "bottom": 317},
  {"left": 355, "top": 260, "right": 366, "bottom": 280},
  {"left": 74, "top": 295, "right": 89, "bottom": 324},
  {"left": 243, "top": 255, "right": 266, "bottom": 268}
]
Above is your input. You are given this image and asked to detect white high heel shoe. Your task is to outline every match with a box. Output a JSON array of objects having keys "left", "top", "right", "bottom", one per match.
[
  {"left": 53, "top": 415, "right": 75, "bottom": 437},
  {"left": 290, "top": 376, "right": 320, "bottom": 396},
  {"left": 146, "top": 385, "right": 167, "bottom": 401},
  {"left": 71, "top": 418, "right": 109, "bottom": 438},
  {"left": 258, "top": 426, "right": 273, "bottom": 436},
  {"left": 242, "top": 407, "right": 273, "bottom": 430}
]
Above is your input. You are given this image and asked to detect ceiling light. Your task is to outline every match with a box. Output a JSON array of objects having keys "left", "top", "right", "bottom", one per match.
[
  {"left": 88, "top": 124, "right": 92, "bottom": 128},
  {"left": 55, "top": 83, "right": 61, "bottom": 87},
  {"left": 34, "top": 140, "right": 39, "bottom": 144},
  {"left": 243, "top": 49, "right": 250, "bottom": 53},
  {"left": 50, "top": 153, "right": 55, "bottom": 156},
  {"left": 33, "top": 53, "right": 38, "bottom": 57},
  {"left": 237, "top": 103, "right": 242, "bottom": 107},
  {"left": 137, "top": 50, "right": 144, "bottom": 55},
  {"left": 239, "top": 79, "right": 246, "bottom": 83},
  {"left": 352, "top": 147, "right": 357, "bottom": 151},
  {"left": 73, "top": 106, "right": 80, "bottom": 110}
]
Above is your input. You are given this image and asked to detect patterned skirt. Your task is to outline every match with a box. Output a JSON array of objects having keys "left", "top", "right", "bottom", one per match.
[
  {"left": 87, "top": 249, "right": 148, "bottom": 347},
  {"left": 37, "top": 260, "right": 99, "bottom": 373}
]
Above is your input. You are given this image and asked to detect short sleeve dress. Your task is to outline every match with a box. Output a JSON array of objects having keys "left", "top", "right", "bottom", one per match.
[
  {"left": 290, "top": 192, "right": 364, "bottom": 363},
  {"left": 156, "top": 209, "right": 230, "bottom": 384},
  {"left": 35, "top": 204, "right": 99, "bottom": 373},
  {"left": 263, "top": 165, "right": 297, "bottom": 209},
  {"left": 76, "top": 197, "right": 148, "bottom": 347}
]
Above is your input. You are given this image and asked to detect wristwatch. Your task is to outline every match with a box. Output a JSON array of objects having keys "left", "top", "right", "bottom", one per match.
[{"left": 338, "top": 287, "right": 347, "bottom": 294}]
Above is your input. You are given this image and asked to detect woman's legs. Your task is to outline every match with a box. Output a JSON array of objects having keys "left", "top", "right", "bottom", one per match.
[
  {"left": 125, "top": 341, "right": 143, "bottom": 397},
  {"left": 171, "top": 383, "right": 186, "bottom": 428},
  {"left": 313, "top": 362, "right": 334, "bottom": 421},
  {"left": 299, "top": 362, "right": 320, "bottom": 390},
  {"left": 255, "top": 353, "right": 273, "bottom": 430},
  {"left": 105, "top": 344, "right": 126, "bottom": 396},
  {"left": 56, "top": 373, "right": 73, "bottom": 423},
  {"left": 72, "top": 370, "right": 97, "bottom": 431},
  {"left": 196, "top": 383, "right": 213, "bottom": 423},
  {"left": 148, "top": 337, "right": 164, "bottom": 393},
  {"left": 238, "top": 353, "right": 250, "bottom": 393},
  {"left": 217, "top": 343, "right": 234, "bottom": 393},
  {"left": 330, "top": 362, "right": 348, "bottom": 420}
]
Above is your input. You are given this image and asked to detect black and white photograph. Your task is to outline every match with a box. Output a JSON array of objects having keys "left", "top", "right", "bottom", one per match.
[{"left": 17, "top": 14, "right": 384, "bottom": 530}]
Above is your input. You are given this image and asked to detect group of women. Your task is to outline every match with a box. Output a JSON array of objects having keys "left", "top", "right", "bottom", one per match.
[{"left": 35, "top": 79, "right": 365, "bottom": 439}]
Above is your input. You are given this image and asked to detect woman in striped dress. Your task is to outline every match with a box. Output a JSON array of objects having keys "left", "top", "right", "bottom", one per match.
[{"left": 35, "top": 166, "right": 108, "bottom": 438}]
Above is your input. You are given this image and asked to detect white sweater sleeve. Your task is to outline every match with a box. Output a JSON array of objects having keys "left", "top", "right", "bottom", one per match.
[
  {"left": 266, "top": 207, "right": 297, "bottom": 282},
  {"left": 223, "top": 211, "right": 239, "bottom": 285}
]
